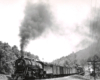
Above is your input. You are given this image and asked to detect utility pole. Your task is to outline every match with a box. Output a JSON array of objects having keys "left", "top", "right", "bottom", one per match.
[{"left": 87, "top": 55, "right": 100, "bottom": 80}]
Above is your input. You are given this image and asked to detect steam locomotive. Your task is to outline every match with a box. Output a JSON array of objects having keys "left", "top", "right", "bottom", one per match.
[{"left": 11, "top": 57, "right": 85, "bottom": 80}]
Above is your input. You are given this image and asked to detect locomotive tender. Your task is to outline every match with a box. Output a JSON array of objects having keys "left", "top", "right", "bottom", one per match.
[{"left": 12, "top": 57, "right": 84, "bottom": 80}]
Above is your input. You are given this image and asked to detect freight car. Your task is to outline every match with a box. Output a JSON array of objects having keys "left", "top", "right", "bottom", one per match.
[{"left": 11, "top": 57, "right": 84, "bottom": 80}]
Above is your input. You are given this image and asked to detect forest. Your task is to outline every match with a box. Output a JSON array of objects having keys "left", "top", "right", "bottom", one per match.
[{"left": 0, "top": 41, "right": 39, "bottom": 74}]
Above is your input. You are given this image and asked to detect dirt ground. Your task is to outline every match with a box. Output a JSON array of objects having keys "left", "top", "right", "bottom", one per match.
[
  {"left": 0, "top": 74, "right": 12, "bottom": 80},
  {"left": 0, "top": 74, "right": 100, "bottom": 80}
]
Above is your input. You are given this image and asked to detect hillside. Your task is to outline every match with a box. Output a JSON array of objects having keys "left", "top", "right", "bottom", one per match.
[{"left": 52, "top": 42, "right": 100, "bottom": 66}]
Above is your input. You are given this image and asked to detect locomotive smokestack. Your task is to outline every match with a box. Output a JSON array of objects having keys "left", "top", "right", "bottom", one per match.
[{"left": 21, "top": 49, "right": 24, "bottom": 58}]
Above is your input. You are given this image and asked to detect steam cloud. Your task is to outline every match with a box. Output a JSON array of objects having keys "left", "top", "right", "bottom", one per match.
[{"left": 19, "top": 2, "right": 53, "bottom": 52}]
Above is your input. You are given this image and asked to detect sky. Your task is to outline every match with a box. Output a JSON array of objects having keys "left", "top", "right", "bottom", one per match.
[{"left": 0, "top": 0, "right": 100, "bottom": 62}]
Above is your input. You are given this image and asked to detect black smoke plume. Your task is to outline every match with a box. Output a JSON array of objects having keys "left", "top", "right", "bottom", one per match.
[{"left": 19, "top": 2, "right": 53, "bottom": 56}]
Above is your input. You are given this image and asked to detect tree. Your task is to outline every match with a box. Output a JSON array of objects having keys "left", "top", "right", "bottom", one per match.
[
  {"left": 64, "top": 60, "right": 69, "bottom": 67},
  {"left": 74, "top": 54, "right": 78, "bottom": 65},
  {"left": 12, "top": 45, "right": 20, "bottom": 58},
  {"left": 80, "top": 59, "right": 86, "bottom": 67},
  {"left": 0, "top": 49, "right": 5, "bottom": 70}
]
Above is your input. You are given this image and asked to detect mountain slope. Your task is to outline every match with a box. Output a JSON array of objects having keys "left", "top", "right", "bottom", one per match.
[{"left": 52, "top": 42, "right": 100, "bottom": 66}]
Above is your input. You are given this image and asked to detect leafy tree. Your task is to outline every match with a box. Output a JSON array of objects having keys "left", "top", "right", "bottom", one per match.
[
  {"left": 0, "top": 49, "right": 5, "bottom": 71},
  {"left": 12, "top": 45, "right": 20, "bottom": 58},
  {"left": 64, "top": 60, "right": 69, "bottom": 67}
]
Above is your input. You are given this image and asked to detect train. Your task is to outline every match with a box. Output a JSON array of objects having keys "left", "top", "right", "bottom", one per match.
[{"left": 11, "top": 57, "right": 85, "bottom": 80}]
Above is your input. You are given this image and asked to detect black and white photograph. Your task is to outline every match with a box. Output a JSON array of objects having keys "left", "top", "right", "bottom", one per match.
[{"left": 0, "top": 0, "right": 100, "bottom": 80}]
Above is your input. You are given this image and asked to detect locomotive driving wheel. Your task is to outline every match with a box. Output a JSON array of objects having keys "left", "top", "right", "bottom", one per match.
[
  {"left": 12, "top": 74, "right": 22, "bottom": 80},
  {"left": 14, "top": 75, "right": 23, "bottom": 80}
]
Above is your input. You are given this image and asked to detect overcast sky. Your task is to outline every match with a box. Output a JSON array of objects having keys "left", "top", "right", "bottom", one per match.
[{"left": 0, "top": 0, "right": 100, "bottom": 62}]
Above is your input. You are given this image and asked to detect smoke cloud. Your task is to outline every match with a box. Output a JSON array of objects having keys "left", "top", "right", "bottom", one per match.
[
  {"left": 19, "top": 1, "right": 53, "bottom": 52},
  {"left": 87, "top": 8, "right": 100, "bottom": 41},
  {"left": 75, "top": 7, "right": 100, "bottom": 51}
]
